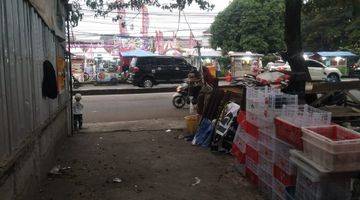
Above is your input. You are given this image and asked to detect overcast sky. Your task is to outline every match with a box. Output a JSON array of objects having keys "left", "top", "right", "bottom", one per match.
[{"left": 73, "top": 0, "right": 232, "bottom": 41}]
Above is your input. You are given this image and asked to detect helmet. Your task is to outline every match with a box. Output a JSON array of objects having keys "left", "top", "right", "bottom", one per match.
[{"left": 74, "top": 93, "right": 82, "bottom": 101}]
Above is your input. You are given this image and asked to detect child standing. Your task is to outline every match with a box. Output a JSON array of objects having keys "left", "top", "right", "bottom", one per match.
[{"left": 73, "top": 93, "right": 84, "bottom": 130}]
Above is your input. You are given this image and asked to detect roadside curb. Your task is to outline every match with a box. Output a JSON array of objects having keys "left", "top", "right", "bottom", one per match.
[
  {"left": 73, "top": 87, "right": 176, "bottom": 96},
  {"left": 78, "top": 119, "right": 187, "bottom": 133}
]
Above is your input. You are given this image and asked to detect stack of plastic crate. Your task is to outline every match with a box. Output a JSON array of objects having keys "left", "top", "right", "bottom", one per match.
[
  {"left": 258, "top": 128, "right": 276, "bottom": 199},
  {"left": 245, "top": 87, "right": 298, "bottom": 199},
  {"left": 275, "top": 105, "right": 332, "bottom": 149},
  {"left": 302, "top": 125, "right": 360, "bottom": 172},
  {"left": 287, "top": 125, "right": 360, "bottom": 200},
  {"left": 242, "top": 117, "right": 260, "bottom": 186},
  {"left": 272, "top": 105, "right": 332, "bottom": 199},
  {"left": 272, "top": 138, "right": 297, "bottom": 199},
  {"left": 290, "top": 150, "right": 353, "bottom": 200},
  {"left": 232, "top": 125, "right": 247, "bottom": 175}
]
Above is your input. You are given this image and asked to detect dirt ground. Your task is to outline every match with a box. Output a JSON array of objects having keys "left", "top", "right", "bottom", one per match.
[{"left": 36, "top": 129, "right": 264, "bottom": 200}]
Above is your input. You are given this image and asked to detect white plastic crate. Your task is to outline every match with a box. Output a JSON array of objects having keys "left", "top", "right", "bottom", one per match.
[
  {"left": 259, "top": 130, "right": 276, "bottom": 149},
  {"left": 245, "top": 156, "right": 258, "bottom": 175},
  {"left": 243, "top": 131, "right": 258, "bottom": 150},
  {"left": 259, "top": 141, "right": 275, "bottom": 161},
  {"left": 291, "top": 153, "right": 352, "bottom": 200},
  {"left": 233, "top": 127, "right": 246, "bottom": 152},
  {"left": 280, "top": 104, "right": 331, "bottom": 128},
  {"left": 274, "top": 153, "right": 296, "bottom": 175},
  {"left": 272, "top": 178, "right": 287, "bottom": 200},
  {"left": 267, "top": 93, "right": 298, "bottom": 112},
  {"left": 302, "top": 125, "right": 360, "bottom": 153},
  {"left": 272, "top": 191, "right": 285, "bottom": 200},
  {"left": 246, "top": 111, "right": 274, "bottom": 128},
  {"left": 259, "top": 155, "right": 274, "bottom": 175},
  {"left": 246, "top": 86, "right": 281, "bottom": 115},
  {"left": 258, "top": 166, "right": 273, "bottom": 186},
  {"left": 274, "top": 138, "right": 293, "bottom": 159},
  {"left": 303, "top": 137, "right": 360, "bottom": 172},
  {"left": 259, "top": 178, "right": 273, "bottom": 200}
]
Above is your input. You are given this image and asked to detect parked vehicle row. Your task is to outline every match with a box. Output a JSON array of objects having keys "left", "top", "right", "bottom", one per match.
[
  {"left": 128, "top": 56, "right": 197, "bottom": 88},
  {"left": 267, "top": 59, "right": 342, "bottom": 82}
]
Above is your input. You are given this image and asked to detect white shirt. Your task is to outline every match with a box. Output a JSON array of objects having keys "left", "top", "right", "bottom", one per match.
[{"left": 73, "top": 101, "right": 84, "bottom": 115}]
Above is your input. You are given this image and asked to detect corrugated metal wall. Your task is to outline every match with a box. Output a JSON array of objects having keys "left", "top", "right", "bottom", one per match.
[{"left": 0, "top": 0, "right": 69, "bottom": 164}]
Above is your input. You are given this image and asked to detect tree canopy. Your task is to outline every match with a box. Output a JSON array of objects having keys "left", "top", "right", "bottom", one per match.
[
  {"left": 209, "top": 0, "right": 285, "bottom": 54},
  {"left": 210, "top": 0, "right": 359, "bottom": 55},
  {"left": 302, "top": 0, "right": 360, "bottom": 55}
]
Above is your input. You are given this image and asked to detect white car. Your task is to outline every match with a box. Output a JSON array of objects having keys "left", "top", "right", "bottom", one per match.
[{"left": 269, "top": 59, "right": 342, "bottom": 82}]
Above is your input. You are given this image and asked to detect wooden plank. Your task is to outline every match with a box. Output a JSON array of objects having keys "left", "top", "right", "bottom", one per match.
[
  {"left": 305, "top": 81, "right": 360, "bottom": 94},
  {"left": 320, "top": 106, "right": 360, "bottom": 118}
]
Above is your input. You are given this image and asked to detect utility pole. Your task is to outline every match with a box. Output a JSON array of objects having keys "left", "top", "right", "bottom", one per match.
[{"left": 66, "top": 3, "right": 74, "bottom": 135}]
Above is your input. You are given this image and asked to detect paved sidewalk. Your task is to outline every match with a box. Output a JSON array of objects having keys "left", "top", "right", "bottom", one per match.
[{"left": 35, "top": 121, "right": 264, "bottom": 200}]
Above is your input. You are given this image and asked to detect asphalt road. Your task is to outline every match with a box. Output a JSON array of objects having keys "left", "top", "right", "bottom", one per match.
[{"left": 82, "top": 93, "right": 189, "bottom": 123}]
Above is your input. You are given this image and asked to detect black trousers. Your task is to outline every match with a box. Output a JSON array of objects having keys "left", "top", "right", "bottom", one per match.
[{"left": 74, "top": 114, "right": 83, "bottom": 130}]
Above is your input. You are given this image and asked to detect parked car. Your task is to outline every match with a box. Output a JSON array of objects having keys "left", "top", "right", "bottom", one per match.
[
  {"left": 350, "top": 59, "right": 360, "bottom": 78},
  {"left": 128, "top": 56, "right": 196, "bottom": 88},
  {"left": 265, "top": 60, "right": 287, "bottom": 71},
  {"left": 269, "top": 59, "right": 342, "bottom": 82},
  {"left": 95, "top": 68, "right": 121, "bottom": 85}
]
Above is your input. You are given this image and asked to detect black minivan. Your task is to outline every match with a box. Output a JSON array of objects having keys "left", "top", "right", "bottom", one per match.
[{"left": 128, "top": 56, "right": 196, "bottom": 88}]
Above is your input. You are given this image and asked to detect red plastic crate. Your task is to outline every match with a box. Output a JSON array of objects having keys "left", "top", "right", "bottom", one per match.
[
  {"left": 237, "top": 111, "right": 246, "bottom": 125},
  {"left": 304, "top": 125, "right": 360, "bottom": 141},
  {"left": 245, "top": 167, "right": 259, "bottom": 186},
  {"left": 246, "top": 144, "right": 259, "bottom": 163},
  {"left": 241, "top": 120, "right": 259, "bottom": 139},
  {"left": 275, "top": 117, "right": 303, "bottom": 150},
  {"left": 231, "top": 144, "right": 245, "bottom": 164},
  {"left": 273, "top": 165, "right": 296, "bottom": 186},
  {"left": 231, "top": 143, "right": 239, "bottom": 155}
]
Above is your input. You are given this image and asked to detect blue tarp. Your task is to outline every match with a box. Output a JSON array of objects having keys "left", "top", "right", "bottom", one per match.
[
  {"left": 317, "top": 51, "right": 357, "bottom": 57},
  {"left": 121, "top": 50, "right": 157, "bottom": 57},
  {"left": 193, "top": 118, "right": 214, "bottom": 147}
]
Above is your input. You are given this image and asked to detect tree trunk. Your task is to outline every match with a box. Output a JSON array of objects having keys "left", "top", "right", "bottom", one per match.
[{"left": 284, "top": 0, "right": 312, "bottom": 102}]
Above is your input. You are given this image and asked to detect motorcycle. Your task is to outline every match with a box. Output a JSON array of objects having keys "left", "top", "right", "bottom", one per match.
[
  {"left": 172, "top": 83, "right": 200, "bottom": 109},
  {"left": 72, "top": 75, "right": 81, "bottom": 89}
]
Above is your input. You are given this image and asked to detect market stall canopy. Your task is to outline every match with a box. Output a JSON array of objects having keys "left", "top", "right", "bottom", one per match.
[
  {"left": 187, "top": 48, "right": 222, "bottom": 58},
  {"left": 317, "top": 51, "right": 358, "bottom": 57},
  {"left": 165, "top": 49, "right": 182, "bottom": 57},
  {"left": 121, "top": 50, "right": 157, "bottom": 57},
  {"left": 88, "top": 48, "right": 115, "bottom": 60},
  {"left": 228, "top": 51, "right": 264, "bottom": 58},
  {"left": 71, "top": 48, "right": 85, "bottom": 56}
]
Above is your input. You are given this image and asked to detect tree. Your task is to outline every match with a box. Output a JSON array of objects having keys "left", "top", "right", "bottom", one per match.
[
  {"left": 209, "top": 0, "right": 285, "bottom": 54},
  {"left": 283, "top": 0, "right": 311, "bottom": 100},
  {"left": 302, "top": 0, "right": 360, "bottom": 54}
]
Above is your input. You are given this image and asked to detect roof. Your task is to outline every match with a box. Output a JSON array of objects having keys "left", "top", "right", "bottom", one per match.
[
  {"left": 228, "top": 51, "right": 264, "bottom": 57},
  {"left": 121, "top": 50, "right": 157, "bottom": 57},
  {"left": 317, "top": 51, "right": 357, "bottom": 57},
  {"left": 187, "top": 48, "right": 222, "bottom": 57}
]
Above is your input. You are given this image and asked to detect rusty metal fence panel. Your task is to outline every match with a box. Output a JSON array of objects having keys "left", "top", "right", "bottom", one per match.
[{"left": 0, "top": 0, "right": 68, "bottom": 164}]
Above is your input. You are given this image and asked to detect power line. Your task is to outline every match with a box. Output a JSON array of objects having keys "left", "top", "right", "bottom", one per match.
[
  {"left": 78, "top": 19, "right": 213, "bottom": 25},
  {"left": 73, "top": 28, "right": 208, "bottom": 34},
  {"left": 81, "top": 9, "right": 219, "bottom": 16}
]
